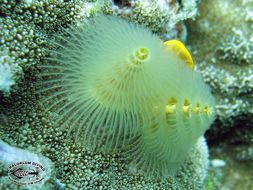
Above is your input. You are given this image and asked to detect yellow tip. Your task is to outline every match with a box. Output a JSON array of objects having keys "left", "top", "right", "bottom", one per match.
[
  {"left": 193, "top": 103, "right": 201, "bottom": 113},
  {"left": 164, "top": 40, "right": 194, "bottom": 70},
  {"left": 182, "top": 99, "right": 191, "bottom": 115},
  {"left": 165, "top": 97, "right": 177, "bottom": 114}
]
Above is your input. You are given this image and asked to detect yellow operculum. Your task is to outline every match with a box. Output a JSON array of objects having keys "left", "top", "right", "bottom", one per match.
[{"left": 164, "top": 40, "right": 194, "bottom": 70}]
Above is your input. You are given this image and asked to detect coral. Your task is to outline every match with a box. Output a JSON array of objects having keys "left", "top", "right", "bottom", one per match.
[
  {"left": 0, "top": 0, "right": 113, "bottom": 95},
  {"left": 119, "top": 0, "right": 171, "bottom": 35},
  {"left": 0, "top": 16, "right": 50, "bottom": 70},
  {"left": 179, "top": 0, "right": 199, "bottom": 19},
  {"left": 0, "top": 62, "right": 14, "bottom": 95},
  {"left": 188, "top": 0, "right": 253, "bottom": 64},
  {"left": 0, "top": 140, "right": 53, "bottom": 169},
  {"left": 0, "top": 0, "right": 87, "bottom": 32},
  {"left": 0, "top": 0, "right": 199, "bottom": 76},
  {"left": 173, "top": 137, "right": 210, "bottom": 190},
  {"left": 114, "top": 0, "right": 199, "bottom": 40},
  {"left": 196, "top": 63, "right": 253, "bottom": 137},
  {"left": 217, "top": 28, "right": 253, "bottom": 65},
  {"left": 186, "top": 1, "right": 253, "bottom": 187},
  {"left": 187, "top": 0, "right": 253, "bottom": 143},
  {"left": 236, "top": 146, "right": 253, "bottom": 162},
  {"left": 0, "top": 48, "right": 22, "bottom": 96}
]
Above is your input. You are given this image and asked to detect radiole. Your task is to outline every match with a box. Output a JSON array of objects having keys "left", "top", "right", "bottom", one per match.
[{"left": 39, "top": 15, "right": 216, "bottom": 178}]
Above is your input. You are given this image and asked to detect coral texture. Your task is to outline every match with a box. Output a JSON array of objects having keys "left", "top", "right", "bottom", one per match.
[
  {"left": 187, "top": 0, "right": 253, "bottom": 143},
  {"left": 0, "top": 62, "right": 14, "bottom": 95},
  {"left": 187, "top": 1, "right": 253, "bottom": 188}
]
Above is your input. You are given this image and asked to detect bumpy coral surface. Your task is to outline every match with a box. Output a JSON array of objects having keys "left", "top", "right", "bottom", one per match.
[
  {"left": 187, "top": 0, "right": 253, "bottom": 189},
  {"left": 0, "top": 0, "right": 111, "bottom": 96},
  {"left": 115, "top": 0, "right": 199, "bottom": 41}
]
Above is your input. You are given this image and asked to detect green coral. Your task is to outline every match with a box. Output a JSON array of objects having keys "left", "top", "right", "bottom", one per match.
[
  {"left": 188, "top": 0, "right": 253, "bottom": 64},
  {"left": 0, "top": 0, "right": 113, "bottom": 96},
  {"left": 0, "top": 17, "right": 49, "bottom": 70}
]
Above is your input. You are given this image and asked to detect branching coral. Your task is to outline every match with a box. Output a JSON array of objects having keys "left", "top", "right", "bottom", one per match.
[{"left": 217, "top": 28, "right": 253, "bottom": 65}]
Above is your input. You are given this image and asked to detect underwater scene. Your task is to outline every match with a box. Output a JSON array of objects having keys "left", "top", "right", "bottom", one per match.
[{"left": 0, "top": 0, "right": 252, "bottom": 190}]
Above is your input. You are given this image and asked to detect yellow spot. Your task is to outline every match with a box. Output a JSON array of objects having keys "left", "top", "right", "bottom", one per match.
[
  {"left": 182, "top": 99, "right": 190, "bottom": 115},
  {"left": 193, "top": 103, "right": 201, "bottom": 113},
  {"left": 164, "top": 40, "right": 194, "bottom": 70},
  {"left": 204, "top": 106, "right": 211, "bottom": 115},
  {"left": 165, "top": 97, "right": 177, "bottom": 114}
]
